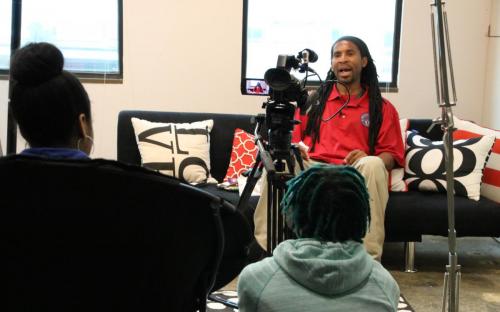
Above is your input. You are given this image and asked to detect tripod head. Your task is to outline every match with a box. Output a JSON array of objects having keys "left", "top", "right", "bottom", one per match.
[{"left": 261, "top": 99, "right": 299, "bottom": 171}]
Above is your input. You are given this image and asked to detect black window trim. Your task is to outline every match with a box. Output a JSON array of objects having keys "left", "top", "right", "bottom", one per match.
[
  {"left": 240, "top": 0, "right": 404, "bottom": 94},
  {"left": 0, "top": 0, "right": 124, "bottom": 83}
]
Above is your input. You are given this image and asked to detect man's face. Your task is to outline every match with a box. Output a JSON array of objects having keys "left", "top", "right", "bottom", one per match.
[{"left": 331, "top": 40, "right": 368, "bottom": 87}]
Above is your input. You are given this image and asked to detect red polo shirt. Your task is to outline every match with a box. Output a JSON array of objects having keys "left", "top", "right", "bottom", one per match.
[{"left": 292, "top": 85, "right": 405, "bottom": 167}]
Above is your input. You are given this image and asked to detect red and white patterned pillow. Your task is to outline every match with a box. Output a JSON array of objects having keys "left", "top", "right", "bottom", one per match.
[
  {"left": 453, "top": 116, "right": 500, "bottom": 203},
  {"left": 224, "top": 129, "right": 258, "bottom": 182}
]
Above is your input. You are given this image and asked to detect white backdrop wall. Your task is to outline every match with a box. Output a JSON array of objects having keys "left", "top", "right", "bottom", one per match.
[{"left": 0, "top": 0, "right": 496, "bottom": 159}]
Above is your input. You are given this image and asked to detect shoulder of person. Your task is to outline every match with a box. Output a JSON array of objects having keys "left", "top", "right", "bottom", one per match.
[
  {"left": 369, "top": 261, "right": 401, "bottom": 303},
  {"left": 240, "top": 257, "right": 280, "bottom": 281},
  {"left": 381, "top": 97, "right": 401, "bottom": 118},
  {"left": 381, "top": 97, "right": 397, "bottom": 109},
  {"left": 238, "top": 257, "right": 281, "bottom": 311}
]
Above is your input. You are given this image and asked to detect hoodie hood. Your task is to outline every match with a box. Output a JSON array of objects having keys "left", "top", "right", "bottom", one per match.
[{"left": 273, "top": 239, "right": 373, "bottom": 296}]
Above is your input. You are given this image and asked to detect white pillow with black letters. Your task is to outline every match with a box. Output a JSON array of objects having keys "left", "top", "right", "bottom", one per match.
[
  {"left": 131, "top": 118, "right": 217, "bottom": 184},
  {"left": 404, "top": 131, "right": 495, "bottom": 201}
]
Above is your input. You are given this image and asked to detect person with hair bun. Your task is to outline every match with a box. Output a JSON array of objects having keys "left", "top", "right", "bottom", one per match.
[
  {"left": 10, "top": 42, "right": 93, "bottom": 158},
  {"left": 238, "top": 164, "right": 400, "bottom": 312}
]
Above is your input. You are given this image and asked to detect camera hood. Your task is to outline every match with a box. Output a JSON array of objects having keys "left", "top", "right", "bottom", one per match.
[{"left": 264, "top": 68, "right": 291, "bottom": 91}]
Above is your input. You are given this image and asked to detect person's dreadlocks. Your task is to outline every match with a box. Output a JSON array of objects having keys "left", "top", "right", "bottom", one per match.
[
  {"left": 281, "top": 164, "right": 371, "bottom": 243},
  {"left": 304, "top": 36, "right": 384, "bottom": 155}
]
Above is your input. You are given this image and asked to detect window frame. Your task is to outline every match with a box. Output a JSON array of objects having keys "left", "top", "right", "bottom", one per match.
[
  {"left": 0, "top": 0, "right": 124, "bottom": 82},
  {"left": 240, "top": 0, "right": 404, "bottom": 95}
]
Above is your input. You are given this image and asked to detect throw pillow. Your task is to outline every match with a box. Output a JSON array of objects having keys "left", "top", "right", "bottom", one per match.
[
  {"left": 389, "top": 118, "right": 409, "bottom": 192},
  {"left": 224, "top": 129, "right": 258, "bottom": 182},
  {"left": 131, "top": 118, "right": 217, "bottom": 184},
  {"left": 453, "top": 116, "right": 500, "bottom": 203},
  {"left": 404, "top": 131, "right": 495, "bottom": 200}
]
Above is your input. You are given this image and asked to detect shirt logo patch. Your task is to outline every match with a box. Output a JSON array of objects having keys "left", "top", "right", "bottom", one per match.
[{"left": 361, "top": 113, "right": 370, "bottom": 127}]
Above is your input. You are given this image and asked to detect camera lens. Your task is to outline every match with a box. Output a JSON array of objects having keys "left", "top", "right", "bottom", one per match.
[{"left": 264, "top": 68, "right": 291, "bottom": 91}]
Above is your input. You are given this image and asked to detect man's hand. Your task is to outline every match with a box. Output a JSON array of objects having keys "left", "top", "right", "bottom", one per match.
[
  {"left": 344, "top": 150, "right": 396, "bottom": 170},
  {"left": 343, "top": 149, "right": 367, "bottom": 165},
  {"left": 296, "top": 142, "right": 310, "bottom": 161}
]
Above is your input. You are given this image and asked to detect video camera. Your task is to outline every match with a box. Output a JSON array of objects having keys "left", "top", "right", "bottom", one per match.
[
  {"left": 264, "top": 49, "right": 317, "bottom": 103},
  {"left": 237, "top": 50, "right": 320, "bottom": 249},
  {"left": 261, "top": 49, "right": 318, "bottom": 162}
]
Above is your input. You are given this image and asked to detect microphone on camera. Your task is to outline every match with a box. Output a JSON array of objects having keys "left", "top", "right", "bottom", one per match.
[
  {"left": 300, "top": 49, "right": 318, "bottom": 63},
  {"left": 298, "top": 49, "right": 318, "bottom": 74}
]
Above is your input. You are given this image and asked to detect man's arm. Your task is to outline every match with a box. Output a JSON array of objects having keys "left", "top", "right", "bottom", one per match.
[
  {"left": 377, "top": 152, "right": 396, "bottom": 171},
  {"left": 372, "top": 99, "right": 405, "bottom": 169}
]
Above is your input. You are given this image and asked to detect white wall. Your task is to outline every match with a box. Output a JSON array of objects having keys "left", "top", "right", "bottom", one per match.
[
  {"left": 0, "top": 0, "right": 495, "bottom": 159},
  {"left": 484, "top": 39, "right": 500, "bottom": 129},
  {"left": 389, "top": 0, "right": 491, "bottom": 122}
]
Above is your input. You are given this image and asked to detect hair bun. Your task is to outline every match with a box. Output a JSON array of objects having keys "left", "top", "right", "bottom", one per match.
[{"left": 11, "top": 42, "right": 64, "bottom": 86}]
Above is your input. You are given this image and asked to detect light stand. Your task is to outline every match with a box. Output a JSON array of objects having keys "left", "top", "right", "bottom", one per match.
[
  {"left": 6, "top": 0, "right": 23, "bottom": 155},
  {"left": 430, "top": 1, "right": 461, "bottom": 311}
]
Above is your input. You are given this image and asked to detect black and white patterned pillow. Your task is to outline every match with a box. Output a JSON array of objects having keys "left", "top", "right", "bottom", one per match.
[
  {"left": 131, "top": 118, "right": 217, "bottom": 184},
  {"left": 404, "top": 131, "right": 495, "bottom": 201}
]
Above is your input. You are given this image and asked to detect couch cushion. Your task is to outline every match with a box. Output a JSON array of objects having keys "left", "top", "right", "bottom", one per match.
[
  {"left": 404, "top": 131, "right": 494, "bottom": 200},
  {"left": 131, "top": 118, "right": 216, "bottom": 184},
  {"left": 453, "top": 116, "right": 500, "bottom": 203},
  {"left": 385, "top": 191, "right": 500, "bottom": 241}
]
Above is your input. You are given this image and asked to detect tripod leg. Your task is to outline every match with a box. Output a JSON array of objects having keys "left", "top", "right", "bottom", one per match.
[
  {"left": 259, "top": 152, "right": 303, "bottom": 253},
  {"left": 455, "top": 270, "right": 461, "bottom": 311},
  {"left": 442, "top": 272, "right": 449, "bottom": 312},
  {"left": 266, "top": 172, "right": 275, "bottom": 255},
  {"left": 277, "top": 185, "right": 284, "bottom": 244},
  {"left": 291, "top": 146, "right": 305, "bottom": 172},
  {"left": 237, "top": 153, "right": 263, "bottom": 211},
  {"left": 268, "top": 172, "right": 292, "bottom": 252}
]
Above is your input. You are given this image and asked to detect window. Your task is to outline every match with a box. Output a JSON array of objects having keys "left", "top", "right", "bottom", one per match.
[
  {"left": 0, "top": 0, "right": 123, "bottom": 79},
  {"left": 241, "top": 0, "right": 403, "bottom": 95},
  {"left": 0, "top": 0, "right": 12, "bottom": 70}
]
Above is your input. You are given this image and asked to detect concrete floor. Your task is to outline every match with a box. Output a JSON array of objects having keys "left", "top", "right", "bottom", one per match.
[
  {"left": 223, "top": 236, "right": 500, "bottom": 311},
  {"left": 383, "top": 236, "right": 500, "bottom": 312}
]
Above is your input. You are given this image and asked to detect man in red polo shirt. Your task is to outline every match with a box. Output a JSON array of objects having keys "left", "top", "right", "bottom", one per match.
[{"left": 254, "top": 36, "right": 404, "bottom": 261}]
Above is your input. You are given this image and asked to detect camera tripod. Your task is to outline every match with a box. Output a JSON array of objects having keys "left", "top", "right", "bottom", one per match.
[{"left": 236, "top": 115, "right": 304, "bottom": 253}]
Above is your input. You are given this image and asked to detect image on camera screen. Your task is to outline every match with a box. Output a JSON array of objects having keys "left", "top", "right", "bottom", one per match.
[{"left": 246, "top": 79, "right": 269, "bottom": 95}]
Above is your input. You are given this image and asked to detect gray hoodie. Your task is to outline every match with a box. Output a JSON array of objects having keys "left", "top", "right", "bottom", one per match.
[{"left": 238, "top": 239, "right": 399, "bottom": 312}]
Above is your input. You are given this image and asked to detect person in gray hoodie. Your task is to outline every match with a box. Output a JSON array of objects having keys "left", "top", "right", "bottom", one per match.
[{"left": 237, "top": 164, "right": 400, "bottom": 312}]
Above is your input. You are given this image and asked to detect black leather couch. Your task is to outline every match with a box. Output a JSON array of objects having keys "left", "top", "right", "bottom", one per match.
[{"left": 117, "top": 110, "right": 500, "bottom": 270}]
